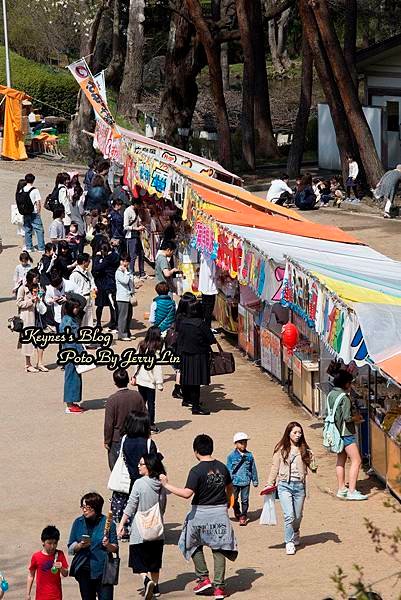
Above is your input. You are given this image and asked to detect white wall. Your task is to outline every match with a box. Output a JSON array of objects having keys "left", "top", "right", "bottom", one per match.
[{"left": 318, "top": 103, "right": 383, "bottom": 170}]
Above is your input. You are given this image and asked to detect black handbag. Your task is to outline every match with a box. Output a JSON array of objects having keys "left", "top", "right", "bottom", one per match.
[
  {"left": 102, "top": 552, "right": 120, "bottom": 585},
  {"left": 165, "top": 324, "right": 178, "bottom": 350},
  {"left": 8, "top": 316, "right": 23, "bottom": 332},
  {"left": 210, "top": 341, "right": 235, "bottom": 376}
]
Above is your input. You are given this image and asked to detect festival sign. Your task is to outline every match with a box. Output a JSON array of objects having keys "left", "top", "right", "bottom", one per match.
[
  {"left": 95, "top": 120, "right": 123, "bottom": 163},
  {"left": 68, "top": 59, "right": 121, "bottom": 139},
  {"left": 260, "top": 328, "right": 282, "bottom": 380}
]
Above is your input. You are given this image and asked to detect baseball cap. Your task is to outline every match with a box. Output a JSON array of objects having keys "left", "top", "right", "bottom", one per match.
[{"left": 233, "top": 432, "right": 250, "bottom": 443}]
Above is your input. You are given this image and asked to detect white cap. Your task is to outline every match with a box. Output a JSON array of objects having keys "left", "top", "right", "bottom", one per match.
[{"left": 233, "top": 432, "right": 250, "bottom": 443}]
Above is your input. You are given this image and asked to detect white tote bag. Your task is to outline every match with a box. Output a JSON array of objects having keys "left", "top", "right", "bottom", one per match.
[
  {"left": 107, "top": 435, "right": 131, "bottom": 494},
  {"left": 259, "top": 493, "right": 277, "bottom": 526},
  {"left": 135, "top": 499, "right": 164, "bottom": 541}
]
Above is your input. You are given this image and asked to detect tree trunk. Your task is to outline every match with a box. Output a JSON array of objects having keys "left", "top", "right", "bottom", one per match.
[
  {"left": 92, "top": 4, "right": 113, "bottom": 74},
  {"left": 117, "top": 0, "right": 145, "bottom": 120},
  {"left": 268, "top": 19, "right": 283, "bottom": 73},
  {"left": 185, "top": 0, "right": 232, "bottom": 168},
  {"left": 344, "top": 0, "right": 358, "bottom": 89},
  {"left": 105, "top": 0, "right": 129, "bottom": 89},
  {"left": 252, "top": 0, "right": 279, "bottom": 158},
  {"left": 69, "top": 0, "right": 109, "bottom": 159},
  {"left": 159, "top": 0, "right": 205, "bottom": 148},
  {"left": 221, "top": 42, "right": 230, "bottom": 91},
  {"left": 298, "top": 0, "right": 353, "bottom": 183},
  {"left": 236, "top": 0, "right": 255, "bottom": 170},
  {"left": 310, "top": 0, "right": 383, "bottom": 187},
  {"left": 277, "top": 7, "right": 291, "bottom": 69},
  {"left": 287, "top": 34, "right": 312, "bottom": 177}
]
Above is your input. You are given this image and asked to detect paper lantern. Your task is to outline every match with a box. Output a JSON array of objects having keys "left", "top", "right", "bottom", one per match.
[{"left": 281, "top": 323, "right": 299, "bottom": 352}]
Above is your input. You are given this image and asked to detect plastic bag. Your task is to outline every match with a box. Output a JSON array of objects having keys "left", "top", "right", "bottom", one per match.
[{"left": 259, "top": 493, "right": 277, "bottom": 526}]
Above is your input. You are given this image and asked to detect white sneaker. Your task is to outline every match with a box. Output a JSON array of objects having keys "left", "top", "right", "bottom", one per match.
[
  {"left": 336, "top": 488, "right": 348, "bottom": 499},
  {"left": 346, "top": 490, "right": 368, "bottom": 501},
  {"left": 293, "top": 532, "right": 300, "bottom": 546},
  {"left": 286, "top": 542, "right": 296, "bottom": 555}
]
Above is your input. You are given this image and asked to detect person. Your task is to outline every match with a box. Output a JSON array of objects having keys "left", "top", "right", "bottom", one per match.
[
  {"left": 124, "top": 198, "right": 146, "bottom": 278},
  {"left": 84, "top": 175, "right": 110, "bottom": 213},
  {"left": 109, "top": 198, "right": 125, "bottom": 251},
  {"left": 117, "top": 453, "right": 166, "bottom": 600},
  {"left": 12, "top": 250, "right": 33, "bottom": 296},
  {"left": 66, "top": 222, "right": 82, "bottom": 260},
  {"left": 68, "top": 492, "right": 118, "bottom": 600},
  {"left": 53, "top": 173, "right": 71, "bottom": 232},
  {"left": 59, "top": 298, "right": 86, "bottom": 414},
  {"left": 199, "top": 252, "right": 218, "bottom": 331},
  {"left": 154, "top": 241, "right": 179, "bottom": 295},
  {"left": 170, "top": 292, "right": 197, "bottom": 400},
  {"left": 176, "top": 296, "right": 216, "bottom": 415},
  {"left": 326, "top": 370, "right": 368, "bottom": 501},
  {"left": 17, "top": 270, "right": 48, "bottom": 373},
  {"left": 149, "top": 281, "right": 176, "bottom": 333},
  {"left": 70, "top": 253, "right": 97, "bottom": 328},
  {"left": 83, "top": 159, "right": 97, "bottom": 191},
  {"left": 294, "top": 173, "right": 317, "bottom": 210},
  {"left": 372, "top": 164, "right": 401, "bottom": 218},
  {"left": 54, "top": 241, "right": 76, "bottom": 280},
  {"left": 160, "top": 434, "right": 237, "bottom": 600},
  {"left": 266, "top": 421, "right": 316, "bottom": 555},
  {"left": 135, "top": 327, "right": 164, "bottom": 433},
  {"left": 346, "top": 156, "right": 359, "bottom": 200},
  {"left": 90, "top": 221, "right": 110, "bottom": 257},
  {"left": 115, "top": 252, "right": 134, "bottom": 341},
  {"left": 27, "top": 525, "right": 68, "bottom": 600},
  {"left": 266, "top": 174, "right": 293, "bottom": 205},
  {"left": 110, "top": 412, "right": 158, "bottom": 531},
  {"left": 92, "top": 242, "right": 119, "bottom": 332},
  {"left": 104, "top": 368, "right": 146, "bottom": 470},
  {"left": 111, "top": 176, "right": 131, "bottom": 210},
  {"left": 49, "top": 208, "right": 66, "bottom": 243},
  {"left": 20, "top": 173, "right": 45, "bottom": 253},
  {"left": 44, "top": 271, "right": 74, "bottom": 331},
  {"left": 226, "top": 432, "right": 258, "bottom": 526},
  {"left": 68, "top": 174, "right": 86, "bottom": 246},
  {"left": 38, "top": 243, "right": 57, "bottom": 289}
]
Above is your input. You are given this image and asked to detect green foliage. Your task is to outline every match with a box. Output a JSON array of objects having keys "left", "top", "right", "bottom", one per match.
[{"left": 0, "top": 47, "right": 77, "bottom": 117}]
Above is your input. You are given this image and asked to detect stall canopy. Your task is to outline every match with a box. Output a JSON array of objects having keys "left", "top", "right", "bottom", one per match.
[{"left": 0, "top": 85, "right": 29, "bottom": 161}]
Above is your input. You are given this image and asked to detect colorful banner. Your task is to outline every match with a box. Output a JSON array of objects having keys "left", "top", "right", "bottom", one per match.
[
  {"left": 95, "top": 120, "right": 123, "bottom": 163},
  {"left": 260, "top": 329, "right": 281, "bottom": 380},
  {"left": 68, "top": 59, "right": 121, "bottom": 139}
]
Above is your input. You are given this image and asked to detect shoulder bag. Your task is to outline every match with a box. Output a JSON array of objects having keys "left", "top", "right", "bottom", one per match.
[
  {"left": 102, "top": 551, "right": 120, "bottom": 586},
  {"left": 107, "top": 435, "right": 131, "bottom": 494},
  {"left": 210, "top": 341, "right": 235, "bottom": 376},
  {"left": 134, "top": 479, "right": 164, "bottom": 541},
  {"left": 164, "top": 324, "right": 178, "bottom": 350}
]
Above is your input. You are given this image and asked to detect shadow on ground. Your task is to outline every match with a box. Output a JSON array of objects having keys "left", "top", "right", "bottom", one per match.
[
  {"left": 80, "top": 397, "right": 107, "bottom": 410},
  {"left": 269, "top": 530, "right": 341, "bottom": 550},
  {"left": 204, "top": 383, "right": 249, "bottom": 412},
  {"left": 157, "top": 419, "right": 191, "bottom": 432}
]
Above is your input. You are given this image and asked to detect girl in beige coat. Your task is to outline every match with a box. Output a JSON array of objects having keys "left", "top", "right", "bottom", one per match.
[{"left": 16, "top": 270, "right": 48, "bottom": 372}]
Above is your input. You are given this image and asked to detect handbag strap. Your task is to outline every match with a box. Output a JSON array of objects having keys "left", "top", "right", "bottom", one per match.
[
  {"left": 327, "top": 392, "right": 346, "bottom": 423},
  {"left": 215, "top": 341, "right": 224, "bottom": 354},
  {"left": 231, "top": 454, "right": 247, "bottom": 475}
]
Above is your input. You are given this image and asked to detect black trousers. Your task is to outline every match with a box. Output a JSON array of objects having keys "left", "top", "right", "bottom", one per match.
[
  {"left": 138, "top": 385, "right": 156, "bottom": 425},
  {"left": 182, "top": 384, "right": 200, "bottom": 409},
  {"left": 77, "top": 574, "right": 114, "bottom": 600},
  {"left": 202, "top": 294, "right": 216, "bottom": 329}
]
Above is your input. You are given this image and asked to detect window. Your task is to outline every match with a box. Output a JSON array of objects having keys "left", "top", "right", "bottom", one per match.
[{"left": 387, "top": 101, "right": 400, "bottom": 132}]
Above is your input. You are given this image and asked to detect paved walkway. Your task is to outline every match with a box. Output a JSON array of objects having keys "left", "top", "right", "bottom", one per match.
[{"left": 0, "top": 161, "right": 400, "bottom": 600}]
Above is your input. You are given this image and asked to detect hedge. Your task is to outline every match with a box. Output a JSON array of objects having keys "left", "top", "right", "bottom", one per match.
[{"left": 0, "top": 47, "right": 77, "bottom": 117}]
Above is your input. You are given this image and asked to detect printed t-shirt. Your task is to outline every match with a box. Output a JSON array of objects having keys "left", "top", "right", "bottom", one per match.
[
  {"left": 186, "top": 459, "right": 232, "bottom": 506},
  {"left": 29, "top": 550, "right": 68, "bottom": 600}
]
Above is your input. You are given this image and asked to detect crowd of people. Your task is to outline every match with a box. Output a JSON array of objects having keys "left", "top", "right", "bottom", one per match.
[{"left": 11, "top": 162, "right": 370, "bottom": 600}]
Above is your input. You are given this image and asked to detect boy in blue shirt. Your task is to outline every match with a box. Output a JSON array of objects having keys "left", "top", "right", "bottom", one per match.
[{"left": 227, "top": 432, "right": 258, "bottom": 526}]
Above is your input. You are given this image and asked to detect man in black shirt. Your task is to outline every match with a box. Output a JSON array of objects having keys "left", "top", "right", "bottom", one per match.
[{"left": 161, "top": 434, "right": 237, "bottom": 600}]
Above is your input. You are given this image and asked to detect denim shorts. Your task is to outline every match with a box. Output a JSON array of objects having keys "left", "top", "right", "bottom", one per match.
[{"left": 342, "top": 434, "right": 357, "bottom": 447}]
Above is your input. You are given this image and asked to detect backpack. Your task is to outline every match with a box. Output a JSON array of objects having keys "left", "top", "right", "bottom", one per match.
[
  {"left": 322, "top": 392, "right": 346, "bottom": 454},
  {"left": 44, "top": 185, "right": 64, "bottom": 213},
  {"left": 16, "top": 188, "right": 35, "bottom": 216}
]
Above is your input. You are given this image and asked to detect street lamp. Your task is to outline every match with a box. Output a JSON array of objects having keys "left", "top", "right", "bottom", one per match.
[{"left": 2, "top": 0, "right": 11, "bottom": 87}]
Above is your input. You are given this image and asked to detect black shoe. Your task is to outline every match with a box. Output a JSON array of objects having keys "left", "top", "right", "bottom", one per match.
[
  {"left": 151, "top": 425, "right": 160, "bottom": 434},
  {"left": 172, "top": 388, "right": 183, "bottom": 399},
  {"left": 181, "top": 400, "right": 192, "bottom": 407},
  {"left": 154, "top": 583, "right": 161, "bottom": 597},
  {"left": 192, "top": 407, "right": 210, "bottom": 415},
  {"left": 144, "top": 577, "right": 155, "bottom": 600}
]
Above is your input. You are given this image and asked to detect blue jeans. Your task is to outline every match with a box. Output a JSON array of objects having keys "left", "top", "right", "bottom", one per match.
[
  {"left": 23, "top": 213, "right": 45, "bottom": 251},
  {"left": 126, "top": 237, "right": 144, "bottom": 276},
  {"left": 233, "top": 484, "right": 250, "bottom": 517},
  {"left": 278, "top": 481, "right": 305, "bottom": 543}
]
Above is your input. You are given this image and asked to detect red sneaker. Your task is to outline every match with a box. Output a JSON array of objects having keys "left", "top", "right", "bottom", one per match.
[
  {"left": 239, "top": 516, "right": 249, "bottom": 526},
  {"left": 65, "top": 404, "right": 86, "bottom": 414},
  {"left": 214, "top": 588, "right": 227, "bottom": 599},
  {"left": 194, "top": 577, "right": 212, "bottom": 594}
]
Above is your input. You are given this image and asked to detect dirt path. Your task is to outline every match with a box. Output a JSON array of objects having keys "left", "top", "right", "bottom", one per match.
[{"left": 0, "top": 162, "right": 400, "bottom": 600}]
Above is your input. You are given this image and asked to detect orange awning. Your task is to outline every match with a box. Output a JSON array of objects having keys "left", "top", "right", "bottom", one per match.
[
  {"left": 0, "top": 85, "right": 29, "bottom": 161},
  {"left": 377, "top": 355, "right": 401, "bottom": 386}
]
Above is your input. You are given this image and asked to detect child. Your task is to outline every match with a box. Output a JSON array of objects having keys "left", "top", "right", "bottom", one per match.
[
  {"left": 49, "top": 208, "right": 66, "bottom": 243},
  {"left": 115, "top": 252, "right": 134, "bottom": 341},
  {"left": 227, "top": 432, "right": 258, "bottom": 526},
  {"left": 65, "top": 221, "right": 81, "bottom": 260},
  {"left": 135, "top": 326, "right": 164, "bottom": 433},
  {"left": 149, "top": 281, "right": 176, "bottom": 334},
  {"left": 12, "top": 251, "right": 33, "bottom": 296},
  {"left": 38, "top": 243, "right": 57, "bottom": 289},
  {"left": 26, "top": 525, "right": 68, "bottom": 600}
]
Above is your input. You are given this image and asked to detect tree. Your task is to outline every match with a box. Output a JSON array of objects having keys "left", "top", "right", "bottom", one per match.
[
  {"left": 287, "top": 34, "right": 312, "bottom": 177},
  {"left": 267, "top": 4, "right": 292, "bottom": 73},
  {"left": 344, "top": 0, "right": 357, "bottom": 88},
  {"left": 310, "top": 0, "right": 384, "bottom": 187},
  {"left": 117, "top": 0, "right": 145, "bottom": 121},
  {"left": 105, "top": 0, "right": 129, "bottom": 89}
]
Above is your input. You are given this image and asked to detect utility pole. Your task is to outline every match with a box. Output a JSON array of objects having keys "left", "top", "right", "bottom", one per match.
[{"left": 2, "top": 0, "right": 11, "bottom": 87}]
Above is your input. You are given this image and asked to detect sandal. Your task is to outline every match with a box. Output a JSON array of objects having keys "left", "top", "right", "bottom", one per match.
[
  {"left": 36, "top": 364, "right": 49, "bottom": 372},
  {"left": 25, "top": 366, "right": 39, "bottom": 373}
]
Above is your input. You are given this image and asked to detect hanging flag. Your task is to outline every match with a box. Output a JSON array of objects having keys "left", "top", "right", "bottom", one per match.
[{"left": 67, "top": 58, "right": 121, "bottom": 139}]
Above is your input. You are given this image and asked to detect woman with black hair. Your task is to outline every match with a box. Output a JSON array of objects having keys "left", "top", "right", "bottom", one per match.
[
  {"left": 136, "top": 327, "right": 164, "bottom": 433},
  {"left": 59, "top": 299, "right": 86, "bottom": 414},
  {"left": 176, "top": 297, "right": 216, "bottom": 415},
  {"left": 294, "top": 173, "right": 317, "bottom": 210},
  {"left": 54, "top": 240, "right": 76, "bottom": 280},
  {"left": 68, "top": 492, "right": 118, "bottom": 600},
  {"left": 16, "top": 269, "right": 48, "bottom": 372},
  {"left": 111, "top": 412, "right": 158, "bottom": 532},
  {"left": 117, "top": 454, "right": 167, "bottom": 600},
  {"left": 92, "top": 242, "right": 119, "bottom": 332},
  {"left": 68, "top": 174, "right": 86, "bottom": 243},
  {"left": 170, "top": 292, "right": 197, "bottom": 400},
  {"left": 54, "top": 172, "right": 71, "bottom": 232}
]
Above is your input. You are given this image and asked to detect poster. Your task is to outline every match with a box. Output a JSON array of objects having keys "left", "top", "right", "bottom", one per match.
[{"left": 260, "top": 329, "right": 282, "bottom": 380}]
